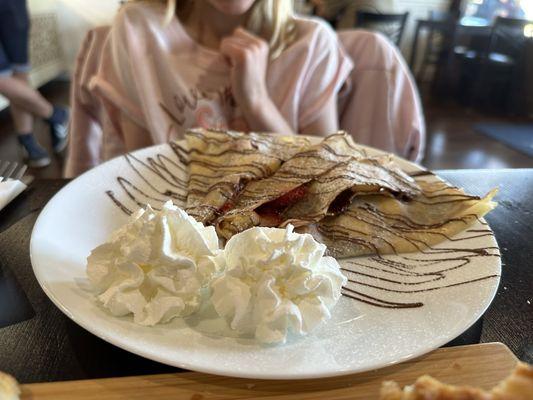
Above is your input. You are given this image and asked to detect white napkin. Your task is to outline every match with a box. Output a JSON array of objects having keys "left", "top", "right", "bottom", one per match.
[{"left": 0, "top": 180, "right": 27, "bottom": 212}]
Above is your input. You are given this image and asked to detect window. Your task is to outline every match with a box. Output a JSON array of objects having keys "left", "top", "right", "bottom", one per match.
[{"left": 463, "top": 0, "right": 532, "bottom": 21}]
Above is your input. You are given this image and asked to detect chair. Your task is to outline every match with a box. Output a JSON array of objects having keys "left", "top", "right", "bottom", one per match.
[
  {"left": 355, "top": 11, "right": 409, "bottom": 47},
  {"left": 470, "top": 17, "right": 532, "bottom": 112},
  {"left": 485, "top": 17, "right": 531, "bottom": 66},
  {"left": 65, "top": 26, "right": 111, "bottom": 177},
  {"left": 416, "top": 10, "right": 459, "bottom": 82}
]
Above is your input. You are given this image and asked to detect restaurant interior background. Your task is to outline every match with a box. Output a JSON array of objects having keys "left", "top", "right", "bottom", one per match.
[{"left": 0, "top": 0, "right": 532, "bottom": 178}]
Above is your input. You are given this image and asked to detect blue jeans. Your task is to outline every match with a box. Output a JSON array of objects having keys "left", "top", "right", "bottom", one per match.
[{"left": 0, "top": 0, "right": 30, "bottom": 76}]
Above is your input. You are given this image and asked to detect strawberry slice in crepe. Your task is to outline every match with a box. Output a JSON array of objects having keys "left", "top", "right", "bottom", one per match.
[{"left": 182, "top": 128, "right": 310, "bottom": 224}]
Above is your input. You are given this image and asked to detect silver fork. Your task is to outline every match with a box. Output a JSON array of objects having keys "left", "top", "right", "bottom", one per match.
[{"left": 0, "top": 161, "right": 28, "bottom": 183}]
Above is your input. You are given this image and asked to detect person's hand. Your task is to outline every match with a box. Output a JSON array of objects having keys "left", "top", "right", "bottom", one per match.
[
  {"left": 220, "top": 27, "right": 296, "bottom": 135},
  {"left": 220, "top": 27, "right": 270, "bottom": 115}
]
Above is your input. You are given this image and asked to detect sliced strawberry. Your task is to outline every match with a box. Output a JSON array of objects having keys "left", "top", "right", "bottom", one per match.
[
  {"left": 255, "top": 185, "right": 308, "bottom": 226},
  {"left": 219, "top": 200, "right": 234, "bottom": 214},
  {"left": 267, "top": 185, "right": 308, "bottom": 209}
]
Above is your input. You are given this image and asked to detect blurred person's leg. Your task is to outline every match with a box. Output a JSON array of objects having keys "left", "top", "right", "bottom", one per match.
[
  {"left": 6, "top": 71, "right": 69, "bottom": 153},
  {"left": 9, "top": 103, "right": 33, "bottom": 135},
  {"left": 0, "top": 72, "right": 69, "bottom": 166},
  {"left": 0, "top": 72, "right": 52, "bottom": 167},
  {"left": 8, "top": 80, "right": 35, "bottom": 135},
  {"left": 0, "top": 1, "right": 68, "bottom": 167},
  {"left": 0, "top": 0, "right": 49, "bottom": 167},
  {"left": 0, "top": 1, "right": 51, "bottom": 119},
  {"left": 0, "top": 73, "right": 53, "bottom": 119}
]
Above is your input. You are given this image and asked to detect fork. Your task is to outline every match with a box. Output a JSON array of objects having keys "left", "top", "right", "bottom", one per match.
[{"left": 0, "top": 161, "right": 28, "bottom": 183}]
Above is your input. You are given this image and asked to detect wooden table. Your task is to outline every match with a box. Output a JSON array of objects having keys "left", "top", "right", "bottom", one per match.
[
  {"left": 18, "top": 343, "right": 522, "bottom": 399},
  {"left": 1, "top": 169, "right": 532, "bottom": 384}
]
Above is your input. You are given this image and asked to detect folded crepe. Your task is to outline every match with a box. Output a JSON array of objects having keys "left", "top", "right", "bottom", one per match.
[
  {"left": 183, "top": 128, "right": 311, "bottom": 224},
  {"left": 216, "top": 133, "right": 420, "bottom": 239},
  {"left": 280, "top": 156, "right": 420, "bottom": 227},
  {"left": 306, "top": 177, "right": 498, "bottom": 258}
]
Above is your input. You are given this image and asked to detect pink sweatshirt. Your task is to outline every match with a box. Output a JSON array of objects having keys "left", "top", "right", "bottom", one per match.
[{"left": 65, "top": 2, "right": 424, "bottom": 177}]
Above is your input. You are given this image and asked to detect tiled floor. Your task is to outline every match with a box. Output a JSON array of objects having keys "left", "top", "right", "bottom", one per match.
[{"left": 0, "top": 79, "right": 531, "bottom": 180}]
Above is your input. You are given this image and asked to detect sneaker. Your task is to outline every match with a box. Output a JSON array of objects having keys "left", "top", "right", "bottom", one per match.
[
  {"left": 46, "top": 106, "right": 69, "bottom": 153},
  {"left": 17, "top": 134, "right": 51, "bottom": 168}
]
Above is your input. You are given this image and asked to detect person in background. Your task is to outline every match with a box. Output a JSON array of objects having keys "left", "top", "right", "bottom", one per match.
[
  {"left": 65, "top": 0, "right": 423, "bottom": 177},
  {"left": 65, "top": 0, "right": 352, "bottom": 176},
  {"left": 0, "top": 0, "right": 69, "bottom": 168},
  {"left": 311, "top": 0, "right": 397, "bottom": 29}
]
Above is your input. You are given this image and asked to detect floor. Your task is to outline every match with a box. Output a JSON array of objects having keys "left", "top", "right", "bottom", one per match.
[
  {"left": 422, "top": 99, "right": 533, "bottom": 169},
  {"left": 0, "top": 80, "right": 531, "bottom": 180}
]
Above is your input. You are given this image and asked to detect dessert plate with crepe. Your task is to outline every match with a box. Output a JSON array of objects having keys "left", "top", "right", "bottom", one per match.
[{"left": 30, "top": 129, "right": 501, "bottom": 379}]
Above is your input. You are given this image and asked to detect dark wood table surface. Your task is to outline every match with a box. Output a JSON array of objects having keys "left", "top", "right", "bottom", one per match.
[{"left": 1, "top": 169, "right": 532, "bottom": 384}]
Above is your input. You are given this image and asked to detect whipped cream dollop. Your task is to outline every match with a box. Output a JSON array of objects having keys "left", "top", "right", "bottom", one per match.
[
  {"left": 210, "top": 225, "right": 347, "bottom": 344},
  {"left": 86, "top": 201, "right": 222, "bottom": 325}
]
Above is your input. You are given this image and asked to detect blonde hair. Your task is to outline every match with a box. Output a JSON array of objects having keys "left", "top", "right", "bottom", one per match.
[{"left": 138, "top": 0, "right": 295, "bottom": 58}]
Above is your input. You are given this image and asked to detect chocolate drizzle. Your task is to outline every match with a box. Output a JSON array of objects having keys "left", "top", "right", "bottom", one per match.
[
  {"left": 338, "top": 242, "right": 500, "bottom": 309},
  {"left": 105, "top": 141, "right": 500, "bottom": 311},
  {"left": 106, "top": 147, "right": 189, "bottom": 215}
]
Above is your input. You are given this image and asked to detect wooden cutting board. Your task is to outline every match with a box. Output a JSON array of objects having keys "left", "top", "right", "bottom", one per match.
[{"left": 21, "top": 343, "right": 518, "bottom": 400}]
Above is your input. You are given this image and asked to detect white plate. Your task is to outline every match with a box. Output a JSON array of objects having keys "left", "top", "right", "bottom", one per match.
[{"left": 30, "top": 142, "right": 501, "bottom": 380}]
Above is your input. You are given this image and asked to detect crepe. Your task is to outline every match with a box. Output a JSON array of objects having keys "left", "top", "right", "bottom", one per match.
[
  {"left": 280, "top": 156, "right": 420, "bottom": 227},
  {"left": 183, "top": 128, "right": 311, "bottom": 224},
  {"left": 215, "top": 133, "right": 371, "bottom": 238},
  {"left": 216, "top": 134, "right": 420, "bottom": 240},
  {"left": 380, "top": 362, "right": 533, "bottom": 400},
  {"left": 307, "top": 177, "right": 498, "bottom": 258},
  {"left": 182, "top": 130, "right": 497, "bottom": 258}
]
